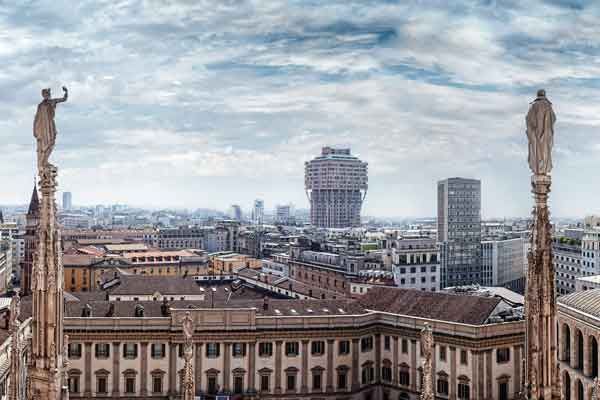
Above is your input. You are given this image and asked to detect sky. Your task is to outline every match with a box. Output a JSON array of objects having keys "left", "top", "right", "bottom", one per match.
[{"left": 1, "top": 0, "right": 600, "bottom": 218}]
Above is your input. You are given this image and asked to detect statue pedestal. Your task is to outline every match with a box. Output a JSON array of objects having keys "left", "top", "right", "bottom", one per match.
[{"left": 525, "top": 173, "right": 560, "bottom": 400}]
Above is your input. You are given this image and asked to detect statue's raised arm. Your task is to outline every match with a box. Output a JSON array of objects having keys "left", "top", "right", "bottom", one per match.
[{"left": 33, "top": 86, "right": 68, "bottom": 173}]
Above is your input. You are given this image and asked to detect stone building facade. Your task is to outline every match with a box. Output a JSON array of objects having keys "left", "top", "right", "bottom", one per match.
[
  {"left": 32, "top": 284, "right": 525, "bottom": 400},
  {"left": 556, "top": 289, "right": 600, "bottom": 400}
]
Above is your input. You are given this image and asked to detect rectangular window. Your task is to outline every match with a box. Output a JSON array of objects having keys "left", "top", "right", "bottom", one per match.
[
  {"left": 287, "top": 374, "right": 296, "bottom": 391},
  {"left": 496, "top": 348, "right": 510, "bottom": 363},
  {"left": 232, "top": 343, "right": 246, "bottom": 357},
  {"left": 151, "top": 343, "right": 165, "bottom": 359},
  {"left": 460, "top": 350, "right": 468, "bottom": 365},
  {"left": 399, "top": 370, "right": 410, "bottom": 386},
  {"left": 458, "top": 383, "right": 470, "bottom": 399},
  {"left": 260, "top": 375, "right": 269, "bottom": 392},
  {"left": 68, "top": 343, "right": 82, "bottom": 359},
  {"left": 285, "top": 342, "right": 299, "bottom": 357},
  {"left": 68, "top": 376, "right": 80, "bottom": 393},
  {"left": 338, "top": 340, "right": 350, "bottom": 355},
  {"left": 208, "top": 377, "right": 217, "bottom": 394},
  {"left": 440, "top": 346, "right": 447, "bottom": 361},
  {"left": 437, "top": 379, "right": 449, "bottom": 395},
  {"left": 313, "top": 373, "right": 322, "bottom": 390},
  {"left": 259, "top": 342, "right": 273, "bottom": 357},
  {"left": 125, "top": 377, "right": 135, "bottom": 394},
  {"left": 234, "top": 376, "right": 244, "bottom": 394},
  {"left": 384, "top": 336, "right": 391, "bottom": 350},
  {"left": 311, "top": 341, "right": 325, "bottom": 356},
  {"left": 123, "top": 343, "right": 138, "bottom": 359},
  {"left": 361, "top": 336, "right": 373, "bottom": 352},
  {"left": 401, "top": 339, "right": 408, "bottom": 354},
  {"left": 206, "top": 343, "right": 220, "bottom": 358},
  {"left": 337, "top": 371, "right": 347, "bottom": 389},
  {"left": 153, "top": 376, "right": 162, "bottom": 393},
  {"left": 97, "top": 377, "right": 107, "bottom": 394},
  {"left": 95, "top": 343, "right": 110, "bottom": 359}
]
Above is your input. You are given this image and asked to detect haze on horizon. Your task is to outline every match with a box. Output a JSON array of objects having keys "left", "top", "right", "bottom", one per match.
[{"left": 1, "top": 1, "right": 599, "bottom": 218}]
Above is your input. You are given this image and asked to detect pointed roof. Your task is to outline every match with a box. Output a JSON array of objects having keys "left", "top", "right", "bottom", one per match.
[{"left": 27, "top": 184, "right": 40, "bottom": 216}]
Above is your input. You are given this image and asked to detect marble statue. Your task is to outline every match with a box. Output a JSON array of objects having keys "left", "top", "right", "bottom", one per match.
[
  {"left": 526, "top": 89, "right": 556, "bottom": 175},
  {"left": 33, "top": 87, "right": 68, "bottom": 172}
]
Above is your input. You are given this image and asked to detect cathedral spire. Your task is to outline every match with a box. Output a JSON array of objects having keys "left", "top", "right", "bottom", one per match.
[{"left": 27, "top": 183, "right": 40, "bottom": 217}]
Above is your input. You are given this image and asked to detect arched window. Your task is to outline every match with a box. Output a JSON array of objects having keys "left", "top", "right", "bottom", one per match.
[{"left": 457, "top": 375, "right": 470, "bottom": 400}]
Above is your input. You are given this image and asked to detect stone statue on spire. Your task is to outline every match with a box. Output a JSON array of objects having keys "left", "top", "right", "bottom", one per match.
[
  {"left": 33, "top": 87, "right": 68, "bottom": 173},
  {"left": 526, "top": 89, "right": 555, "bottom": 176}
]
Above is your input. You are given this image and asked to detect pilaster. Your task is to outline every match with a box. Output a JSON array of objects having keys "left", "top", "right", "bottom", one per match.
[
  {"left": 112, "top": 342, "right": 120, "bottom": 396},
  {"left": 274, "top": 341, "right": 282, "bottom": 394},
  {"left": 301, "top": 340, "right": 309, "bottom": 393},
  {"left": 248, "top": 341, "right": 256, "bottom": 392},
  {"left": 168, "top": 342, "right": 177, "bottom": 397},
  {"left": 326, "top": 339, "right": 334, "bottom": 393},
  {"left": 223, "top": 342, "right": 231, "bottom": 392},
  {"left": 449, "top": 346, "right": 456, "bottom": 400},
  {"left": 410, "top": 339, "right": 417, "bottom": 391},
  {"left": 392, "top": 336, "right": 399, "bottom": 385},
  {"left": 140, "top": 342, "right": 148, "bottom": 396},
  {"left": 84, "top": 342, "right": 92, "bottom": 397},
  {"left": 195, "top": 343, "right": 202, "bottom": 395},
  {"left": 351, "top": 338, "right": 359, "bottom": 391}
]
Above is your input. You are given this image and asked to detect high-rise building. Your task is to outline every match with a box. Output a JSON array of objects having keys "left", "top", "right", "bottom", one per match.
[
  {"left": 305, "top": 147, "right": 368, "bottom": 228},
  {"left": 275, "top": 204, "right": 294, "bottom": 225},
  {"left": 252, "top": 199, "right": 264, "bottom": 225},
  {"left": 437, "top": 177, "right": 482, "bottom": 288},
  {"left": 63, "top": 191, "right": 72, "bottom": 210},
  {"left": 229, "top": 204, "right": 242, "bottom": 221}
]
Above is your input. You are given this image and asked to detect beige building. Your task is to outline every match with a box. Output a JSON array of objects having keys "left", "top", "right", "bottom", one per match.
[
  {"left": 556, "top": 289, "right": 600, "bottom": 400},
  {"left": 16, "top": 279, "right": 527, "bottom": 400}
]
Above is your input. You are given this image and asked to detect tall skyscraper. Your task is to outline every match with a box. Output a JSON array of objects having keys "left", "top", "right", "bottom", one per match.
[
  {"left": 229, "top": 204, "right": 242, "bottom": 221},
  {"left": 275, "top": 204, "right": 294, "bottom": 225},
  {"left": 437, "top": 177, "right": 482, "bottom": 288},
  {"left": 252, "top": 199, "right": 264, "bottom": 225},
  {"left": 63, "top": 191, "right": 72, "bottom": 210},
  {"left": 305, "top": 147, "right": 368, "bottom": 228}
]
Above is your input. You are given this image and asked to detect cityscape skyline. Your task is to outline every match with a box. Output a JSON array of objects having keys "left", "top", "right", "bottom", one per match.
[{"left": 2, "top": 1, "right": 600, "bottom": 218}]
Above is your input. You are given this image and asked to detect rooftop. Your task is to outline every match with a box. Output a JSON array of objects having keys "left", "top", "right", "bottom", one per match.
[{"left": 558, "top": 289, "right": 600, "bottom": 319}]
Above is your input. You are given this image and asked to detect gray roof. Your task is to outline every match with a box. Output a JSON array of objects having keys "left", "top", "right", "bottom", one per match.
[
  {"left": 109, "top": 275, "right": 202, "bottom": 295},
  {"left": 558, "top": 288, "right": 600, "bottom": 319}
]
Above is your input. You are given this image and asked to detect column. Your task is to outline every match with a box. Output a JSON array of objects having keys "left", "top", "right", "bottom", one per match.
[
  {"left": 195, "top": 343, "right": 203, "bottom": 395},
  {"left": 223, "top": 343, "right": 231, "bottom": 392},
  {"left": 84, "top": 342, "right": 92, "bottom": 397},
  {"left": 392, "top": 337, "right": 399, "bottom": 385},
  {"left": 275, "top": 341, "right": 282, "bottom": 394},
  {"left": 584, "top": 333, "right": 591, "bottom": 376},
  {"left": 375, "top": 334, "right": 381, "bottom": 382},
  {"left": 570, "top": 327, "right": 577, "bottom": 369},
  {"left": 471, "top": 351, "right": 479, "bottom": 399},
  {"left": 449, "top": 347, "right": 456, "bottom": 400},
  {"left": 513, "top": 345, "right": 521, "bottom": 397},
  {"left": 169, "top": 342, "right": 177, "bottom": 396},
  {"left": 140, "top": 342, "right": 148, "bottom": 396},
  {"left": 557, "top": 326, "right": 563, "bottom": 362},
  {"left": 485, "top": 350, "right": 492, "bottom": 400},
  {"left": 326, "top": 339, "right": 334, "bottom": 393},
  {"left": 112, "top": 342, "right": 120, "bottom": 396},
  {"left": 248, "top": 341, "right": 256, "bottom": 392},
  {"left": 351, "top": 339, "right": 360, "bottom": 391},
  {"left": 301, "top": 340, "right": 309, "bottom": 393},
  {"left": 410, "top": 339, "right": 417, "bottom": 391}
]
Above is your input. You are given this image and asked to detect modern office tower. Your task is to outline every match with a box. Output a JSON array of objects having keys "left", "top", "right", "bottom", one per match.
[
  {"left": 229, "top": 204, "right": 242, "bottom": 221},
  {"left": 63, "top": 191, "right": 72, "bottom": 210},
  {"left": 252, "top": 199, "right": 264, "bottom": 225},
  {"left": 275, "top": 204, "right": 294, "bottom": 225},
  {"left": 437, "top": 177, "right": 482, "bottom": 288},
  {"left": 305, "top": 147, "right": 368, "bottom": 228}
]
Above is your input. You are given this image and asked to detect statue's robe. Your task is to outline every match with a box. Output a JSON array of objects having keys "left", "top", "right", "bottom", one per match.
[
  {"left": 526, "top": 97, "right": 556, "bottom": 175},
  {"left": 33, "top": 100, "right": 58, "bottom": 165}
]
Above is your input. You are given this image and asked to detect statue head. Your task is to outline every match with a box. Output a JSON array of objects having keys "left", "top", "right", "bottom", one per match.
[
  {"left": 537, "top": 89, "right": 546, "bottom": 98},
  {"left": 41, "top": 88, "right": 51, "bottom": 99}
]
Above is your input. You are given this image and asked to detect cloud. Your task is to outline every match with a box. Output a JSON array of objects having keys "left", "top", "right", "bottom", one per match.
[{"left": 1, "top": 0, "right": 599, "bottom": 218}]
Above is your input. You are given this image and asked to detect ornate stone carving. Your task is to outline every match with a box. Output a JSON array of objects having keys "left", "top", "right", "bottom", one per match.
[
  {"left": 28, "top": 87, "right": 68, "bottom": 400},
  {"left": 9, "top": 294, "right": 21, "bottom": 400},
  {"left": 524, "top": 90, "right": 560, "bottom": 400},
  {"left": 420, "top": 323, "right": 434, "bottom": 400},
  {"left": 181, "top": 312, "right": 195, "bottom": 400}
]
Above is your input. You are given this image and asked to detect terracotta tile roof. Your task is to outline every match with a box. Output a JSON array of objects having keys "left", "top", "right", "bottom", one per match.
[
  {"left": 63, "top": 254, "right": 96, "bottom": 267},
  {"left": 358, "top": 287, "right": 501, "bottom": 325}
]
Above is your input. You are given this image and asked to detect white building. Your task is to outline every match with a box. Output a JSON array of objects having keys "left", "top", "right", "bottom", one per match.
[
  {"left": 275, "top": 204, "right": 294, "bottom": 225},
  {"left": 481, "top": 237, "right": 527, "bottom": 293},
  {"left": 391, "top": 237, "right": 440, "bottom": 291},
  {"left": 252, "top": 199, "right": 264, "bottom": 225}
]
